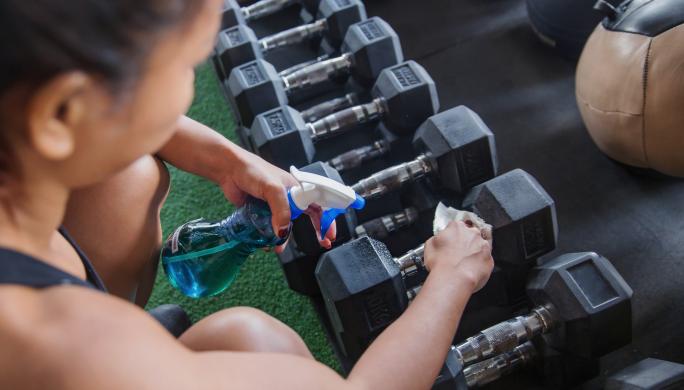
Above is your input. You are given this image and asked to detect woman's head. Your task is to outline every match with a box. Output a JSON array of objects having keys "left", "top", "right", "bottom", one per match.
[{"left": 0, "top": 0, "right": 222, "bottom": 191}]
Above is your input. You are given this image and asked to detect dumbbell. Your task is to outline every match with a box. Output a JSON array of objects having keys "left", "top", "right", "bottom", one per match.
[
  {"left": 319, "top": 248, "right": 632, "bottom": 366},
  {"left": 216, "top": 0, "right": 366, "bottom": 79},
  {"left": 250, "top": 61, "right": 438, "bottom": 169},
  {"left": 288, "top": 105, "right": 499, "bottom": 253},
  {"left": 316, "top": 169, "right": 559, "bottom": 360},
  {"left": 436, "top": 342, "right": 537, "bottom": 389},
  {"left": 227, "top": 17, "right": 403, "bottom": 126},
  {"left": 279, "top": 168, "right": 438, "bottom": 296},
  {"left": 221, "top": 0, "right": 320, "bottom": 29},
  {"left": 605, "top": 358, "right": 684, "bottom": 390},
  {"left": 288, "top": 105, "right": 499, "bottom": 257}
]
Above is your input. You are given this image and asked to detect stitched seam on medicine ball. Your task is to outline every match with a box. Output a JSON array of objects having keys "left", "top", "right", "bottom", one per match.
[{"left": 640, "top": 38, "right": 653, "bottom": 166}]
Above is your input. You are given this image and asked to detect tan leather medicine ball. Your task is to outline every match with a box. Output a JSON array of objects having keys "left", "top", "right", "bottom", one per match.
[{"left": 576, "top": 0, "right": 684, "bottom": 177}]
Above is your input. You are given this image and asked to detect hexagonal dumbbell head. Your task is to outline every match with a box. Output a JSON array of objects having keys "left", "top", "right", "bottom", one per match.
[
  {"left": 316, "top": 236, "right": 408, "bottom": 360},
  {"left": 216, "top": 25, "right": 260, "bottom": 80},
  {"left": 371, "top": 61, "right": 439, "bottom": 135},
  {"left": 221, "top": 0, "right": 245, "bottom": 29},
  {"left": 251, "top": 106, "right": 314, "bottom": 169},
  {"left": 526, "top": 252, "right": 633, "bottom": 359},
  {"left": 341, "top": 17, "right": 404, "bottom": 87},
  {"left": 462, "top": 169, "right": 558, "bottom": 266},
  {"left": 227, "top": 59, "right": 287, "bottom": 126},
  {"left": 317, "top": 0, "right": 367, "bottom": 48},
  {"left": 412, "top": 106, "right": 498, "bottom": 193}
]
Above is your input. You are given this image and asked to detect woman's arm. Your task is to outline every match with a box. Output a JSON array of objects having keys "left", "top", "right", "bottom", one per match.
[
  {"left": 157, "top": 116, "right": 337, "bottom": 247},
  {"left": 9, "top": 222, "right": 491, "bottom": 390}
]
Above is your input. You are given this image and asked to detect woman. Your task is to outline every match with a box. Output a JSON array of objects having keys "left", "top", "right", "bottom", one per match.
[{"left": 0, "top": 0, "right": 494, "bottom": 388}]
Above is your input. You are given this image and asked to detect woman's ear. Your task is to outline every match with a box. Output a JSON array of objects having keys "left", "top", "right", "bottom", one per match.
[{"left": 26, "top": 72, "right": 91, "bottom": 161}]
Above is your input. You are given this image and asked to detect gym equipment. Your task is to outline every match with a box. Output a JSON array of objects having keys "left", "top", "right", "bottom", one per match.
[
  {"left": 605, "top": 358, "right": 684, "bottom": 390},
  {"left": 227, "top": 17, "right": 403, "bottom": 126},
  {"left": 352, "top": 105, "right": 498, "bottom": 199},
  {"left": 288, "top": 105, "right": 499, "bottom": 258},
  {"left": 288, "top": 106, "right": 496, "bottom": 255},
  {"left": 220, "top": 0, "right": 320, "bottom": 29},
  {"left": 216, "top": 0, "right": 366, "bottom": 78},
  {"left": 526, "top": 0, "right": 613, "bottom": 59},
  {"left": 353, "top": 206, "right": 419, "bottom": 240},
  {"left": 250, "top": 61, "right": 438, "bottom": 169},
  {"left": 576, "top": 0, "right": 684, "bottom": 177},
  {"left": 316, "top": 169, "right": 560, "bottom": 361},
  {"left": 328, "top": 139, "right": 390, "bottom": 172},
  {"left": 436, "top": 342, "right": 537, "bottom": 389}
]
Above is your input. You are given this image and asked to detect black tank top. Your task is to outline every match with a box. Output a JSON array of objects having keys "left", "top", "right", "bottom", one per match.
[
  {"left": 0, "top": 227, "right": 192, "bottom": 337},
  {"left": 0, "top": 227, "right": 106, "bottom": 291}
]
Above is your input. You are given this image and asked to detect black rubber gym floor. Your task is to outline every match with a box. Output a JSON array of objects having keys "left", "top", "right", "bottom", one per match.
[{"left": 359, "top": 0, "right": 684, "bottom": 388}]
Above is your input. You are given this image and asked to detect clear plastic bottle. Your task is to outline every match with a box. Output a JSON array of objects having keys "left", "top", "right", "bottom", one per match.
[
  {"left": 161, "top": 197, "right": 286, "bottom": 298},
  {"left": 161, "top": 167, "right": 365, "bottom": 298}
]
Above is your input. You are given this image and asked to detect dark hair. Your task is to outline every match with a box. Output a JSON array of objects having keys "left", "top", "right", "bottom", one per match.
[{"left": 0, "top": 0, "right": 207, "bottom": 190}]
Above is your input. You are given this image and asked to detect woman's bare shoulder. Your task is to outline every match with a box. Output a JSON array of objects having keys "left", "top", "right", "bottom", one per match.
[{"left": 0, "top": 285, "right": 193, "bottom": 389}]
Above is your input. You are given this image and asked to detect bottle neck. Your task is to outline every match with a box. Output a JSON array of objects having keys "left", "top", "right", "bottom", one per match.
[{"left": 219, "top": 198, "right": 286, "bottom": 248}]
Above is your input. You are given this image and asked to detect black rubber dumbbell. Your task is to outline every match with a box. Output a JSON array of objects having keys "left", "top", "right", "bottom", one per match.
[
  {"left": 315, "top": 169, "right": 559, "bottom": 360},
  {"left": 289, "top": 105, "right": 499, "bottom": 257},
  {"left": 220, "top": 0, "right": 320, "bottom": 29},
  {"left": 350, "top": 105, "right": 498, "bottom": 199},
  {"left": 227, "top": 17, "right": 403, "bottom": 126},
  {"left": 250, "top": 61, "right": 438, "bottom": 169},
  {"left": 280, "top": 181, "right": 438, "bottom": 296},
  {"left": 216, "top": 0, "right": 366, "bottom": 79},
  {"left": 318, "top": 247, "right": 632, "bottom": 365}
]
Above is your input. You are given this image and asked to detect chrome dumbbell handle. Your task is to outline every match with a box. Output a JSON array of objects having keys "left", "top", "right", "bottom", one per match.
[
  {"left": 282, "top": 52, "right": 353, "bottom": 93},
  {"left": 260, "top": 18, "right": 327, "bottom": 52},
  {"left": 308, "top": 97, "right": 386, "bottom": 141},
  {"left": 243, "top": 0, "right": 297, "bottom": 22},
  {"left": 463, "top": 341, "right": 537, "bottom": 388},
  {"left": 354, "top": 206, "right": 418, "bottom": 240},
  {"left": 351, "top": 154, "right": 433, "bottom": 200},
  {"left": 454, "top": 305, "right": 554, "bottom": 366}
]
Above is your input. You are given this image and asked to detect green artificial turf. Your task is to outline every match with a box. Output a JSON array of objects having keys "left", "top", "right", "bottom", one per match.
[{"left": 145, "top": 61, "right": 339, "bottom": 370}]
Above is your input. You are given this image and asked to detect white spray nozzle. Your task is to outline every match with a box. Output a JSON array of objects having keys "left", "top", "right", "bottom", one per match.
[{"left": 289, "top": 166, "right": 357, "bottom": 211}]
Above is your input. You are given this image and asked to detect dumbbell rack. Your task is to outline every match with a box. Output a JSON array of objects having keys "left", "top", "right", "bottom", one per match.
[{"left": 209, "top": 1, "right": 636, "bottom": 388}]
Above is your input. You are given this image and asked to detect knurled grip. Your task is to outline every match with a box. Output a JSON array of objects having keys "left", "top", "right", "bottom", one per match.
[
  {"left": 279, "top": 54, "right": 330, "bottom": 77},
  {"left": 351, "top": 155, "right": 432, "bottom": 199},
  {"left": 282, "top": 53, "right": 353, "bottom": 93},
  {"left": 301, "top": 93, "right": 359, "bottom": 123},
  {"left": 394, "top": 244, "right": 425, "bottom": 271},
  {"left": 260, "top": 19, "right": 327, "bottom": 52},
  {"left": 464, "top": 341, "right": 537, "bottom": 388},
  {"left": 355, "top": 207, "right": 419, "bottom": 240},
  {"left": 455, "top": 309, "right": 553, "bottom": 366},
  {"left": 243, "top": 0, "right": 297, "bottom": 21},
  {"left": 308, "top": 98, "right": 386, "bottom": 141}
]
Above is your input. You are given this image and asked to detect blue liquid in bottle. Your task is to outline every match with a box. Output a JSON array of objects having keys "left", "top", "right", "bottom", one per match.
[{"left": 161, "top": 198, "right": 287, "bottom": 298}]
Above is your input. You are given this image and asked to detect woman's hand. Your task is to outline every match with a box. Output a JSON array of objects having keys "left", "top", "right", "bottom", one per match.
[
  {"left": 423, "top": 221, "right": 494, "bottom": 293},
  {"left": 218, "top": 147, "right": 336, "bottom": 252},
  {"left": 157, "top": 116, "right": 336, "bottom": 253}
]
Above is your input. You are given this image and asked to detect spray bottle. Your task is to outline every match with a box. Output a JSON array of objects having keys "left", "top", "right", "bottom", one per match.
[{"left": 162, "top": 166, "right": 365, "bottom": 298}]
